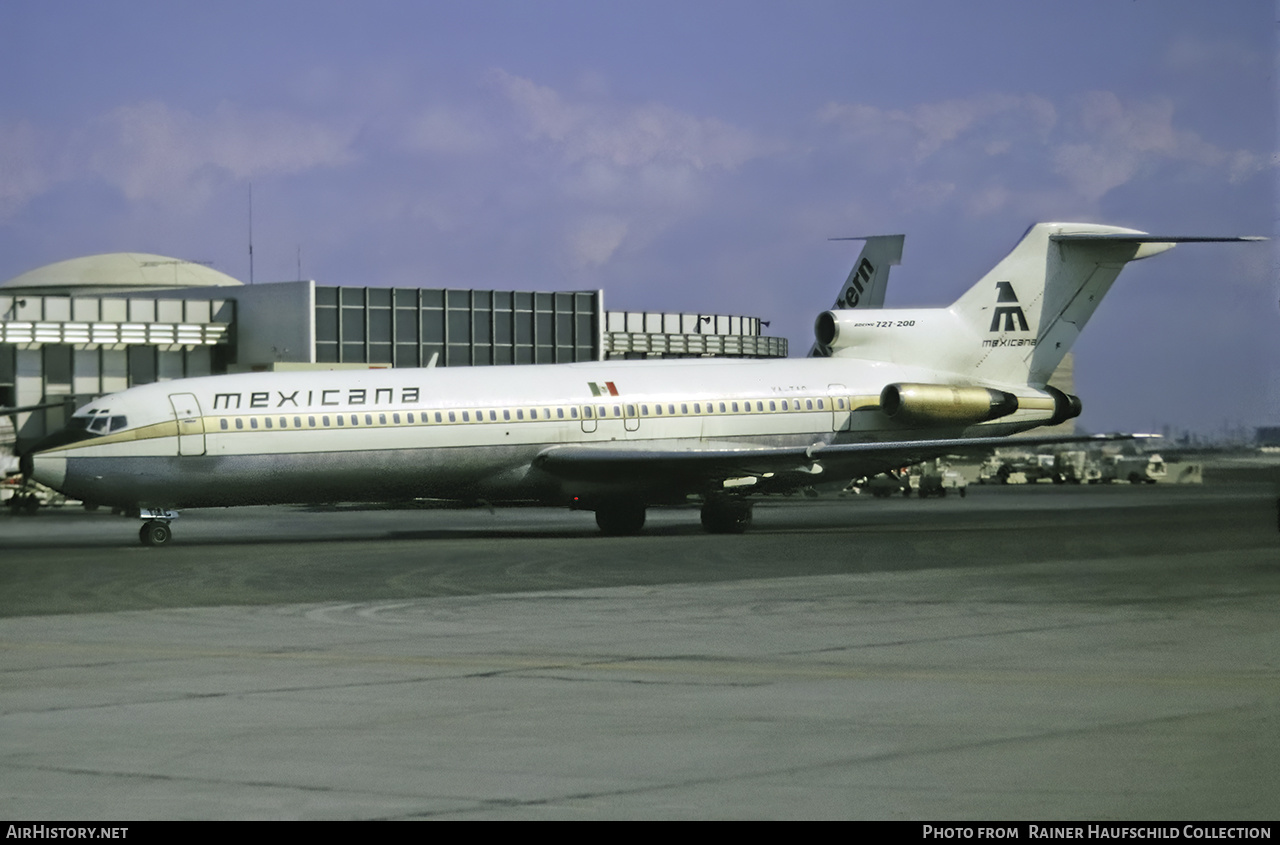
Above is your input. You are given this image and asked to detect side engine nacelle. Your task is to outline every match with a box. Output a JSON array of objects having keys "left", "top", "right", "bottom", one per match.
[
  {"left": 879, "top": 383, "right": 1019, "bottom": 426},
  {"left": 878, "top": 382, "right": 1083, "bottom": 427}
]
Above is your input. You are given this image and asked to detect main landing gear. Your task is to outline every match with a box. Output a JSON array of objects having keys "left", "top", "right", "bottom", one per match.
[
  {"left": 594, "top": 498, "right": 646, "bottom": 536},
  {"left": 137, "top": 508, "right": 179, "bottom": 546},
  {"left": 700, "top": 498, "right": 753, "bottom": 534},
  {"left": 590, "top": 498, "right": 755, "bottom": 536}
]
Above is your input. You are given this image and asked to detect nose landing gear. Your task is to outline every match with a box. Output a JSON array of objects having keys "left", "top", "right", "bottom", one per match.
[{"left": 137, "top": 508, "right": 180, "bottom": 546}]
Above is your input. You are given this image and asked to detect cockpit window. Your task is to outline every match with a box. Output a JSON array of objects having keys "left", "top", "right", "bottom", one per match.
[
  {"left": 62, "top": 410, "right": 125, "bottom": 437},
  {"left": 30, "top": 410, "right": 119, "bottom": 453}
]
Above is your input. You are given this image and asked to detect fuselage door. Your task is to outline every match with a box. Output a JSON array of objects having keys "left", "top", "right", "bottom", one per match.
[
  {"left": 828, "top": 384, "right": 851, "bottom": 432},
  {"left": 580, "top": 404, "right": 598, "bottom": 434},
  {"left": 169, "top": 393, "right": 206, "bottom": 456}
]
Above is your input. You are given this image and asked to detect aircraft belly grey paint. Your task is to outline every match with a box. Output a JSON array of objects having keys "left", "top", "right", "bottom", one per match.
[{"left": 24, "top": 223, "right": 1263, "bottom": 544}]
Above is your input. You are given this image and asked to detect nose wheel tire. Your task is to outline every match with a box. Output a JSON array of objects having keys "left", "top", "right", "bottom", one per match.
[{"left": 140, "top": 521, "right": 172, "bottom": 546}]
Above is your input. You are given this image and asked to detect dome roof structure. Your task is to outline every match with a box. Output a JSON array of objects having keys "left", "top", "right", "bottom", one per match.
[{"left": 1, "top": 253, "right": 244, "bottom": 296}]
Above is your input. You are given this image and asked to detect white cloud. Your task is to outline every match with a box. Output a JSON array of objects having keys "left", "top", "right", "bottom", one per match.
[
  {"left": 1050, "top": 91, "right": 1266, "bottom": 201},
  {"left": 566, "top": 215, "right": 629, "bottom": 269},
  {"left": 1163, "top": 34, "right": 1265, "bottom": 74},
  {"left": 478, "top": 69, "right": 777, "bottom": 270},
  {"left": 817, "top": 90, "right": 1270, "bottom": 213},
  {"left": 71, "top": 101, "right": 358, "bottom": 207},
  {"left": 819, "top": 94, "right": 1057, "bottom": 162},
  {"left": 0, "top": 120, "right": 50, "bottom": 220},
  {"left": 490, "top": 69, "right": 769, "bottom": 171},
  {"left": 403, "top": 107, "right": 496, "bottom": 156}
]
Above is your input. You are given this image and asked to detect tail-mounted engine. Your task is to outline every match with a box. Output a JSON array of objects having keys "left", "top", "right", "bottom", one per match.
[
  {"left": 878, "top": 382, "right": 1082, "bottom": 427},
  {"left": 1043, "top": 385, "right": 1083, "bottom": 426},
  {"left": 879, "top": 383, "right": 1019, "bottom": 426}
]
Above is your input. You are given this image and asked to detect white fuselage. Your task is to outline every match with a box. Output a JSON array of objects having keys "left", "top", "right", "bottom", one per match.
[{"left": 27, "top": 354, "right": 1059, "bottom": 510}]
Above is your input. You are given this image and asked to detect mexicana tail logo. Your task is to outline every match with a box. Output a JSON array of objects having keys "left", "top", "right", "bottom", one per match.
[{"left": 989, "top": 281, "right": 1029, "bottom": 332}]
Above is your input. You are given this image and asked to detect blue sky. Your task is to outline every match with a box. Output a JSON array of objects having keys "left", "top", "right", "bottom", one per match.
[{"left": 1, "top": 1, "right": 1274, "bottom": 435}]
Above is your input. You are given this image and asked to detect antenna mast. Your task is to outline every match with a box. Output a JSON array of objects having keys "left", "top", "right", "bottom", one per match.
[{"left": 248, "top": 182, "right": 255, "bottom": 285}]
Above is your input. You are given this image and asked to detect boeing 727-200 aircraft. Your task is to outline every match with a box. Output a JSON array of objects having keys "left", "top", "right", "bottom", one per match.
[{"left": 22, "top": 223, "right": 1263, "bottom": 545}]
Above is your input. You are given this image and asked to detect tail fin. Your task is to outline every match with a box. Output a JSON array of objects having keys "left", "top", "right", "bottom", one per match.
[
  {"left": 949, "top": 223, "right": 1263, "bottom": 385},
  {"left": 810, "top": 234, "right": 904, "bottom": 357},
  {"left": 819, "top": 223, "right": 1262, "bottom": 388}
]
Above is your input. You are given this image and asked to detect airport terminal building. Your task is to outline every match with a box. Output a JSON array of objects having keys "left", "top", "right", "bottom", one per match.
[{"left": 1, "top": 253, "right": 787, "bottom": 453}]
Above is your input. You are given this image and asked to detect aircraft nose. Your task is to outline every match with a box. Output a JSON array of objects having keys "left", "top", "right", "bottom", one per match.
[{"left": 26, "top": 452, "right": 67, "bottom": 491}]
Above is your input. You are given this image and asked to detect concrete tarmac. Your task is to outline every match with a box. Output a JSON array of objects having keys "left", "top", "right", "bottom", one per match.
[{"left": 2, "top": 481, "right": 1277, "bottom": 819}]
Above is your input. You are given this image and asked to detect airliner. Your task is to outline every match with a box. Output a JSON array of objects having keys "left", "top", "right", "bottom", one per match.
[{"left": 22, "top": 223, "right": 1262, "bottom": 545}]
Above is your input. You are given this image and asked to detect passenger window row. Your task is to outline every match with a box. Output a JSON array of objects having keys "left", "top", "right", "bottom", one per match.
[{"left": 212, "top": 395, "right": 873, "bottom": 432}]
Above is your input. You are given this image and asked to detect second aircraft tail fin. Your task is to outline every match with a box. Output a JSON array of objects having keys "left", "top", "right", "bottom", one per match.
[{"left": 810, "top": 234, "right": 904, "bottom": 357}]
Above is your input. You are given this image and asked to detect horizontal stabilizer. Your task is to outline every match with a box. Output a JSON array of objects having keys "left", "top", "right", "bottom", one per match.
[{"left": 1050, "top": 234, "right": 1266, "bottom": 243}]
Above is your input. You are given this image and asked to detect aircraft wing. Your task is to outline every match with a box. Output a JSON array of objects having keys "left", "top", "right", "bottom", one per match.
[{"left": 533, "top": 432, "right": 1145, "bottom": 486}]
